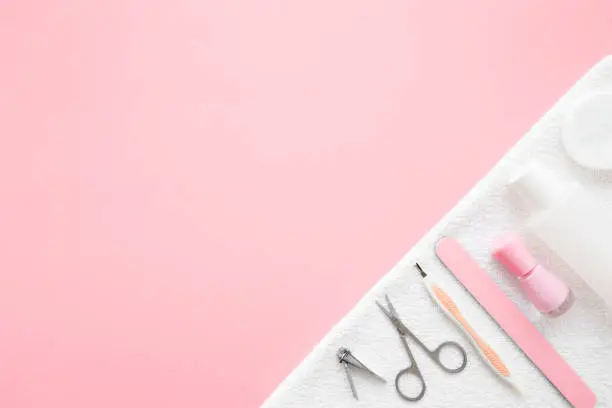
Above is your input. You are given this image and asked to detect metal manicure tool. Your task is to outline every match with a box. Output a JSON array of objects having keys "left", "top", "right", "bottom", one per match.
[
  {"left": 337, "top": 347, "right": 386, "bottom": 399},
  {"left": 376, "top": 294, "right": 468, "bottom": 401}
]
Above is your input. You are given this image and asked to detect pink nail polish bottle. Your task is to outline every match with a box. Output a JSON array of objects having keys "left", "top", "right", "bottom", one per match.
[{"left": 493, "top": 234, "right": 574, "bottom": 317}]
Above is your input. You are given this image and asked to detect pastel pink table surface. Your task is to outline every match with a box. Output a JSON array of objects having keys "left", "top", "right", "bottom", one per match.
[{"left": 1, "top": 1, "right": 611, "bottom": 407}]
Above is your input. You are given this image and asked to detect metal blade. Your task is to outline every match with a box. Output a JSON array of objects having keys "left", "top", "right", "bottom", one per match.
[
  {"left": 337, "top": 348, "right": 386, "bottom": 383},
  {"left": 342, "top": 361, "right": 359, "bottom": 400}
]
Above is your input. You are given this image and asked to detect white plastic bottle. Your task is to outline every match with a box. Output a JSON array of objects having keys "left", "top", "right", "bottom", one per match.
[{"left": 509, "top": 162, "right": 612, "bottom": 306}]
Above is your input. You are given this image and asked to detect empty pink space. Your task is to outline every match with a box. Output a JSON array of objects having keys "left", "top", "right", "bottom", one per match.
[{"left": 0, "top": 1, "right": 611, "bottom": 407}]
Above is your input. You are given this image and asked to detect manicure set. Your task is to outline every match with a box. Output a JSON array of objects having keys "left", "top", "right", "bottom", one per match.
[{"left": 335, "top": 92, "right": 612, "bottom": 407}]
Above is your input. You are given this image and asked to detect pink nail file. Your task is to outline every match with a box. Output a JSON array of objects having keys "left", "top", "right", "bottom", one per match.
[{"left": 436, "top": 237, "right": 596, "bottom": 408}]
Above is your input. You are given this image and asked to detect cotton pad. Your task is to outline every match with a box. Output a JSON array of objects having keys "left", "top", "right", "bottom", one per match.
[{"left": 562, "top": 93, "right": 612, "bottom": 170}]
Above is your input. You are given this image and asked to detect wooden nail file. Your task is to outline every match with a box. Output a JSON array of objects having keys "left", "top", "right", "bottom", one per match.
[{"left": 436, "top": 237, "right": 596, "bottom": 408}]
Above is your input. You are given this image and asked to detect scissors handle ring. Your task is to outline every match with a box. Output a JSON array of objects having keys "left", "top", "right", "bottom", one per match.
[
  {"left": 430, "top": 341, "right": 468, "bottom": 373},
  {"left": 394, "top": 366, "right": 427, "bottom": 402}
]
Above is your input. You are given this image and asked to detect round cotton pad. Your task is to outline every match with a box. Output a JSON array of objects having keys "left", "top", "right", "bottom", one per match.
[{"left": 562, "top": 93, "right": 612, "bottom": 170}]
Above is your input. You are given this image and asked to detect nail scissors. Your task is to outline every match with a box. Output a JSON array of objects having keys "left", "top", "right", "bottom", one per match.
[{"left": 376, "top": 294, "right": 467, "bottom": 401}]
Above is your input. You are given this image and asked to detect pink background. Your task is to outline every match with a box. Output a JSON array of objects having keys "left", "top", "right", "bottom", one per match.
[{"left": 1, "top": 1, "right": 611, "bottom": 407}]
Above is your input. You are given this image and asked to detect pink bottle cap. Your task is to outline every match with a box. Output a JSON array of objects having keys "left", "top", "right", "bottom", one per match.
[{"left": 493, "top": 234, "right": 537, "bottom": 277}]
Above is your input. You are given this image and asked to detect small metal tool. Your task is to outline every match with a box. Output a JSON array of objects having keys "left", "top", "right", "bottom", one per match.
[
  {"left": 337, "top": 347, "right": 385, "bottom": 400},
  {"left": 376, "top": 294, "right": 467, "bottom": 401}
]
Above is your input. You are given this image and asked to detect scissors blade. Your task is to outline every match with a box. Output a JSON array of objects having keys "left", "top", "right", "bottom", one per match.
[
  {"left": 375, "top": 300, "right": 394, "bottom": 321},
  {"left": 376, "top": 296, "right": 410, "bottom": 335},
  {"left": 384, "top": 294, "right": 399, "bottom": 315}
]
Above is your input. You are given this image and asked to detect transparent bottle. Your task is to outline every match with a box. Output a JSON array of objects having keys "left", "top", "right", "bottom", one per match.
[{"left": 509, "top": 162, "right": 612, "bottom": 308}]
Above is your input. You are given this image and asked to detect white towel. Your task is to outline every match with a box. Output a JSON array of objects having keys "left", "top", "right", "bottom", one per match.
[{"left": 262, "top": 56, "right": 612, "bottom": 408}]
